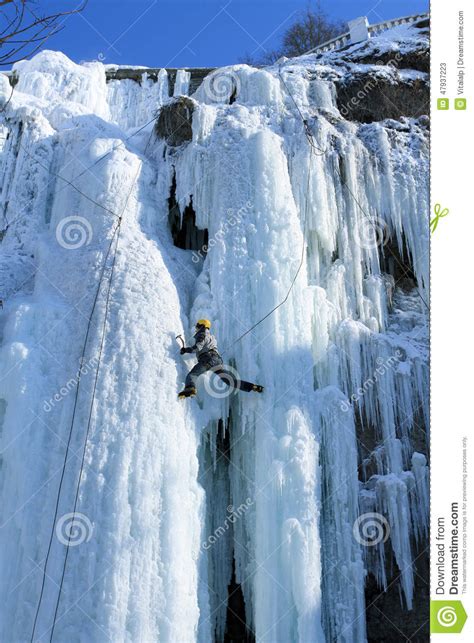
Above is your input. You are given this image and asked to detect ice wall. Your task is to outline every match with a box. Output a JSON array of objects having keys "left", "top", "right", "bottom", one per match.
[
  {"left": 0, "top": 23, "right": 429, "bottom": 643},
  {"left": 172, "top": 53, "right": 428, "bottom": 637},
  {"left": 0, "top": 54, "right": 206, "bottom": 642}
]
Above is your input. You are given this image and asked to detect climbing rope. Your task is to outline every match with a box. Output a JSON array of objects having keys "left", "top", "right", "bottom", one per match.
[
  {"left": 0, "top": 78, "right": 159, "bottom": 231},
  {"left": 221, "top": 68, "right": 321, "bottom": 354},
  {"left": 224, "top": 64, "right": 429, "bottom": 354},
  {"left": 0, "top": 86, "right": 158, "bottom": 638},
  {"left": 222, "top": 148, "right": 313, "bottom": 355},
  {"left": 279, "top": 65, "right": 429, "bottom": 312},
  {"left": 29, "top": 221, "right": 120, "bottom": 643},
  {"left": 283, "top": 65, "right": 429, "bottom": 308},
  {"left": 17, "top": 112, "right": 159, "bottom": 222},
  {"left": 277, "top": 65, "right": 327, "bottom": 157},
  {"left": 47, "top": 229, "right": 121, "bottom": 643},
  {"left": 1, "top": 59, "right": 429, "bottom": 637},
  {"left": 0, "top": 71, "right": 159, "bottom": 642},
  {"left": 26, "top": 113, "right": 156, "bottom": 642},
  {"left": 48, "top": 129, "right": 155, "bottom": 643}
]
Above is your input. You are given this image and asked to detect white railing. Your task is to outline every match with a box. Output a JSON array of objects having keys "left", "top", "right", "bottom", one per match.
[
  {"left": 307, "top": 12, "right": 429, "bottom": 56},
  {"left": 308, "top": 31, "right": 351, "bottom": 55},
  {"left": 368, "top": 13, "right": 429, "bottom": 36}
]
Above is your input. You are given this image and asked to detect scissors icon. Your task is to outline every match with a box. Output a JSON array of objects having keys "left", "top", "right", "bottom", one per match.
[{"left": 430, "top": 203, "right": 449, "bottom": 233}]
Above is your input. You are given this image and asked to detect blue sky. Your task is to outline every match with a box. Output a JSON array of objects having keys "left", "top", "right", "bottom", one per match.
[{"left": 43, "top": 0, "right": 429, "bottom": 68}]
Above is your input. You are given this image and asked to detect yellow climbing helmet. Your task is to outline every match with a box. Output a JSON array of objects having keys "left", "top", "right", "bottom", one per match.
[{"left": 196, "top": 318, "right": 211, "bottom": 329}]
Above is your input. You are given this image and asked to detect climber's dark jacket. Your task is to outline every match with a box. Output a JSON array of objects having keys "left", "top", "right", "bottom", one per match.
[{"left": 182, "top": 327, "right": 255, "bottom": 392}]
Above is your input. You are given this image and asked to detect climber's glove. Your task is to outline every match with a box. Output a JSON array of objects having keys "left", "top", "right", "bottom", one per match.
[{"left": 180, "top": 347, "right": 193, "bottom": 355}]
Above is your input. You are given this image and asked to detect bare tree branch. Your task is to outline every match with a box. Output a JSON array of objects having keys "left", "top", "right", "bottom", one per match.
[
  {"left": 0, "top": 0, "right": 87, "bottom": 67},
  {"left": 244, "top": 1, "right": 346, "bottom": 65}
]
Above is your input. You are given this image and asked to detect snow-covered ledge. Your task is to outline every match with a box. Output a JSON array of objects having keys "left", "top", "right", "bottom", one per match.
[{"left": 307, "top": 12, "right": 429, "bottom": 56}]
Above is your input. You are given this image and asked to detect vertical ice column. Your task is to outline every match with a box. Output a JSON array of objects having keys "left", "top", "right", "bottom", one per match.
[
  {"left": 107, "top": 69, "right": 171, "bottom": 130},
  {"left": 317, "top": 387, "right": 367, "bottom": 642},
  {"left": 174, "top": 69, "right": 191, "bottom": 96},
  {"left": 0, "top": 102, "right": 205, "bottom": 641},
  {"left": 184, "top": 127, "right": 325, "bottom": 641}
]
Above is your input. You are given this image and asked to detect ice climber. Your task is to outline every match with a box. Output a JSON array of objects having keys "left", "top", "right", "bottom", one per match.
[{"left": 178, "top": 319, "right": 264, "bottom": 399}]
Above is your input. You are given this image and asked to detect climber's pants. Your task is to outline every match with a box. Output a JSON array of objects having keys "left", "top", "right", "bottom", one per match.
[{"left": 185, "top": 351, "right": 255, "bottom": 392}]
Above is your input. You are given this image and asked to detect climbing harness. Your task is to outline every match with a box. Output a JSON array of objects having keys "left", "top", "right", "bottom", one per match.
[{"left": 0, "top": 57, "right": 429, "bottom": 639}]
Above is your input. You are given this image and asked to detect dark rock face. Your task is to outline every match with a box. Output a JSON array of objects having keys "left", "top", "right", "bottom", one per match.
[
  {"left": 336, "top": 75, "right": 428, "bottom": 123},
  {"left": 355, "top": 411, "right": 430, "bottom": 643},
  {"left": 332, "top": 17, "right": 429, "bottom": 123},
  {"left": 412, "top": 18, "right": 430, "bottom": 30},
  {"left": 365, "top": 550, "right": 430, "bottom": 642},
  {"left": 105, "top": 67, "right": 214, "bottom": 94},
  {"left": 379, "top": 235, "right": 417, "bottom": 290},
  {"left": 155, "top": 96, "right": 195, "bottom": 146},
  {"left": 351, "top": 265, "right": 429, "bottom": 641},
  {"left": 340, "top": 18, "right": 430, "bottom": 74},
  {"left": 349, "top": 49, "right": 429, "bottom": 73},
  {"left": 167, "top": 172, "right": 208, "bottom": 251}
]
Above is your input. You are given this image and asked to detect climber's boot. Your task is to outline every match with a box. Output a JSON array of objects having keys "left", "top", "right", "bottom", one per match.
[
  {"left": 252, "top": 384, "right": 264, "bottom": 393},
  {"left": 178, "top": 386, "right": 197, "bottom": 399}
]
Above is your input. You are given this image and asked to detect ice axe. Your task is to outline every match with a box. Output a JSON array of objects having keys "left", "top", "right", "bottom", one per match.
[{"left": 176, "top": 334, "right": 185, "bottom": 351}]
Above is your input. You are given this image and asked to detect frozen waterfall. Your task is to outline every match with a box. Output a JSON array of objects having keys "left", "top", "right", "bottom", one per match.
[{"left": 0, "top": 20, "right": 429, "bottom": 643}]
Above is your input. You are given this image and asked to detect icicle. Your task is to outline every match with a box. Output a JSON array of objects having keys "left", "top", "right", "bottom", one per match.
[
  {"left": 317, "top": 387, "right": 367, "bottom": 642},
  {"left": 0, "top": 22, "right": 429, "bottom": 641},
  {"left": 174, "top": 69, "right": 191, "bottom": 97}
]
